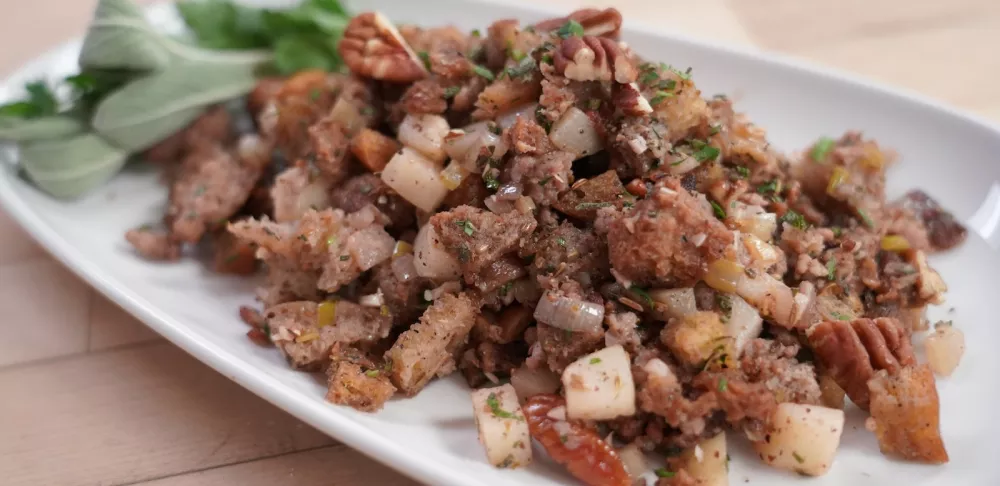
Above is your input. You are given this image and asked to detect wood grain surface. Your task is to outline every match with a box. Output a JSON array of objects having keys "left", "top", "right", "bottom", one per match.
[{"left": 0, "top": 1, "right": 996, "bottom": 485}]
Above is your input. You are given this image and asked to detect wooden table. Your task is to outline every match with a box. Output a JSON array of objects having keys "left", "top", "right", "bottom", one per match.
[{"left": 1, "top": 1, "right": 997, "bottom": 484}]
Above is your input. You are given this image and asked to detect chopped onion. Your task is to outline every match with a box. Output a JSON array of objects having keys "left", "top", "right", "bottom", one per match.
[
  {"left": 439, "top": 160, "right": 468, "bottom": 190},
  {"left": 741, "top": 233, "right": 782, "bottom": 269},
  {"left": 925, "top": 323, "right": 965, "bottom": 376},
  {"left": 327, "top": 98, "right": 366, "bottom": 135},
  {"left": 381, "top": 147, "right": 449, "bottom": 212},
  {"left": 731, "top": 202, "right": 778, "bottom": 241},
  {"left": 533, "top": 291, "right": 605, "bottom": 333},
  {"left": 347, "top": 228, "right": 394, "bottom": 271},
  {"left": 704, "top": 259, "right": 746, "bottom": 294},
  {"left": 667, "top": 153, "right": 701, "bottom": 175},
  {"left": 724, "top": 294, "right": 763, "bottom": 356},
  {"left": 359, "top": 289, "right": 385, "bottom": 307},
  {"left": 497, "top": 103, "right": 539, "bottom": 129},
  {"left": 617, "top": 443, "right": 649, "bottom": 480},
  {"left": 648, "top": 287, "right": 697, "bottom": 321},
  {"left": 509, "top": 366, "right": 561, "bottom": 403},
  {"left": 398, "top": 114, "right": 451, "bottom": 163},
  {"left": 443, "top": 122, "right": 508, "bottom": 172},
  {"left": 391, "top": 253, "right": 418, "bottom": 282},
  {"left": 412, "top": 223, "right": 461, "bottom": 280},
  {"left": 484, "top": 183, "right": 522, "bottom": 214},
  {"left": 548, "top": 107, "right": 603, "bottom": 158}
]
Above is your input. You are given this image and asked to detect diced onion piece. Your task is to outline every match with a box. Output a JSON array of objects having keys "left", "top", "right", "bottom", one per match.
[
  {"left": 679, "top": 433, "right": 728, "bottom": 486},
  {"left": 327, "top": 98, "right": 366, "bottom": 135},
  {"left": 347, "top": 228, "right": 394, "bottom": 270},
  {"left": 359, "top": 290, "right": 385, "bottom": 307},
  {"left": 725, "top": 294, "right": 762, "bottom": 356},
  {"left": 548, "top": 107, "right": 603, "bottom": 158},
  {"left": 925, "top": 323, "right": 965, "bottom": 376},
  {"left": 732, "top": 271, "right": 798, "bottom": 328},
  {"left": 562, "top": 345, "right": 636, "bottom": 420},
  {"left": 272, "top": 166, "right": 330, "bottom": 223},
  {"left": 381, "top": 147, "right": 449, "bottom": 212},
  {"left": 826, "top": 166, "right": 849, "bottom": 196},
  {"left": 617, "top": 443, "right": 649, "bottom": 480},
  {"left": 730, "top": 202, "right": 777, "bottom": 241},
  {"left": 444, "top": 122, "right": 508, "bottom": 173},
  {"left": 704, "top": 259, "right": 745, "bottom": 294},
  {"left": 440, "top": 160, "right": 468, "bottom": 190},
  {"left": 398, "top": 114, "right": 450, "bottom": 163},
  {"left": 752, "top": 403, "right": 845, "bottom": 477},
  {"left": 471, "top": 384, "right": 533, "bottom": 469},
  {"left": 412, "top": 223, "right": 461, "bottom": 280},
  {"left": 668, "top": 153, "right": 701, "bottom": 175},
  {"left": 533, "top": 291, "right": 605, "bottom": 333},
  {"left": 741, "top": 233, "right": 782, "bottom": 269},
  {"left": 880, "top": 235, "right": 911, "bottom": 252},
  {"left": 648, "top": 287, "right": 697, "bottom": 321},
  {"left": 390, "top": 253, "right": 417, "bottom": 282},
  {"left": 509, "top": 366, "right": 561, "bottom": 403},
  {"left": 496, "top": 103, "right": 539, "bottom": 129}
]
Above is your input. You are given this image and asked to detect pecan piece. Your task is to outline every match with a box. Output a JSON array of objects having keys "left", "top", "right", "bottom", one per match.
[
  {"left": 339, "top": 12, "right": 428, "bottom": 82},
  {"left": 553, "top": 36, "right": 637, "bottom": 84},
  {"left": 806, "top": 317, "right": 914, "bottom": 409},
  {"left": 533, "top": 8, "right": 623, "bottom": 39},
  {"left": 612, "top": 82, "right": 652, "bottom": 116},
  {"left": 523, "top": 394, "right": 631, "bottom": 486}
]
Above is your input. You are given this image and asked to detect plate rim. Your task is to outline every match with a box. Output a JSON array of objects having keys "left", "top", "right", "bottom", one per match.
[{"left": 2, "top": 1, "right": 1000, "bottom": 485}]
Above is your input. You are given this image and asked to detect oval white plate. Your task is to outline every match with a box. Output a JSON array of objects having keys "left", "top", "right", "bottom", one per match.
[{"left": 2, "top": 1, "right": 999, "bottom": 485}]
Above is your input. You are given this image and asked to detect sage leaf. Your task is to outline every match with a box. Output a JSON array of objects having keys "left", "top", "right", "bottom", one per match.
[
  {"left": 79, "top": 0, "right": 173, "bottom": 72},
  {"left": 0, "top": 116, "right": 86, "bottom": 142},
  {"left": 19, "top": 132, "right": 128, "bottom": 199},
  {"left": 92, "top": 59, "right": 265, "bottom": 152}
]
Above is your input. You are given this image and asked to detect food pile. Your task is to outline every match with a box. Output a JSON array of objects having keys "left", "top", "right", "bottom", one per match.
[{"left": 127, "top": 6, "right": 970, "bottom": 485}]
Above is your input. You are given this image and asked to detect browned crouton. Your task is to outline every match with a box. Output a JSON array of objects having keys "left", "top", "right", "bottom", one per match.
[
  {"left": 385, "top": 293, "right": 479, "bottom": 395},
  {"left": 266, "top": 300, "right": 392, "bottom": 370},
  {"left": 868, "top": 365, "right": 948, "bottom": 464},
  {"left": 430, "top": 205, "right": 537, "bottom": 275},
  {"left": 350, "top": 128, "right": 401, "bottom": 173}
]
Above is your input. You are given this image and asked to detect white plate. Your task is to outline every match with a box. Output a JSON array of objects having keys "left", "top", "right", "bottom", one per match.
[{"left": 2, "top": 1, "right": 1000, "bottom": 484}]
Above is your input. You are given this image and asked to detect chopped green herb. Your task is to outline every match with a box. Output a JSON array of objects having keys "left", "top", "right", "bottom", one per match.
[
  {"left": 510, "top": 49, "right": 526, "bottom": 62},
  {"left": 587, "top": 99, "right": 602, "bottom": 110},
  {"left": 575, "top": 201, "right": 612, "bottom": 210},
  {"left": 792, "top": 451, "right": 805, "bottom": 464},
  {"left": 326, "top": 235, "right": 337, "bottom": 247},
  {"left": 830, "top": 311, "right": 851, "bottom": 321},
  {"left": 757, "top": 179, "right": 781, "bottom": 194},
  {"left": 505, "top": 56, "right": 537, "bottom": 79},
  {"left": 658, "top": 78, "right": 677, "bottom": 91},
  {"left": 832, "top": 226, "right": 843, "bottom": 238},
  {"left": 826, "top": 259, "right": 837, "bottom": 281},
  {"left": 443, "top": 86, "right": 460, "bottom": 99},
  {"left": 499, "top": 281, "right": 513, "bottom": 297},
  {"left": 360, "top": 106, "right": 375, "bottom": 116},
  {"left": 629, "top": 285, "right": 654, "bottom": 308},
  {"left": 483, "top": 170, "right": 500, "bottom": 191},
  {"left": 691, "top": 140, "right": 720, "bottom": 162},
  {"left": 471, "top": 64, "right": 495, "bottom": 81},
  {"left": 810, "top": 137, "right": 835, "bottom": 162},
  {"left": 418, "top": 51, "right": 432, "bottom": 70},
  {"left": 0, "top": 80, "right": 60, "bottom": 119},
  {"left": 710, "top": 200, "right": 727, "bottom": 219},
  {"left": 340, "top": 255, "right": 350, "bottom": 261},
  {"left": 650, "top": 90, "right": 673, "bottom": 106},
  {"left": 654, "top": 468, "right": 675, "bottom": 478},
  {"left": 781, "top": 210, "right": 808, "bottom": 230},
  {"left": 639, "top": 69, "right": 659, "bottom": 85},
  {"left": 556, "top": 237, "right": 567, "bottom": 247},
  {"left": 555, "top": 19, "right": 585, "bottom": 38},
  {"left": 471, "top": 29, "right": 481, "bottom": 37},
  {"left": 735, "top": 166, "right": 750, "bottom": 179},
  {"left": 487, "top": 122, "right": 502, "bottom": 135},
  {"left": 589, "top": 357, "right": 602, "bottom": 365},
  {"left": 457, "top": 244, "right": 471, "bottom": 263},
  {"left": 538, "top": 176, "right": 552, "bottom": 187},
  {"left": 559, "top": 434, "right": 569, "bottom": 443},
  {"left": 455, "top": 219, "right": 477, "bottom": 236},
  {"left": 858, "top": 209, "right": 875, "bottom": 229},
  {"left": 661, "top": 63, "right": 692, "bottom": 80},
  {"left": 486, "top": 392, "right": 523, "bottom": 420},
  {"left": 540, "top": 53, "right": 553, "bottom": 64},
  {"left": 623, "top": 201, "right": 635, "bottom": 209},
  {"left": 364, "top": 369, "right": 380, "bottom": 378},
  {"left": 708, "top": 123, "right": 722, "bottom": 136},
  {"left": 534, "top": 106, "right": 552, "bottom": 132},
  {"left": 717, "top": 294, "right": 732, "bottom": 316},
  {"left": 718, "top": 377, "right": 728, "bottom": 392}
]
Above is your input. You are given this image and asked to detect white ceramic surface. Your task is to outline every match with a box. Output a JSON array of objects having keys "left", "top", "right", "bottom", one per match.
[{"left": 2, "top": 1, "right": 999, "bottom": 485}]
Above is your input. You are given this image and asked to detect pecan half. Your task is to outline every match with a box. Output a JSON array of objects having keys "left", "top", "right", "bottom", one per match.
[
  {"left": 533, "top": 8, "right": 623, "bottom": 39},
  {"left": 553, "top": 36, "right": 637, "bottom": 84},
  {"left": 612, "top": 82, "right": 652, "bottom": 116},
  {"left": 806, "top": 317, "right": 914, "bottom": 409},
  {"left": 339, "top": 12, "right": 428, "bottom": 82}
]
